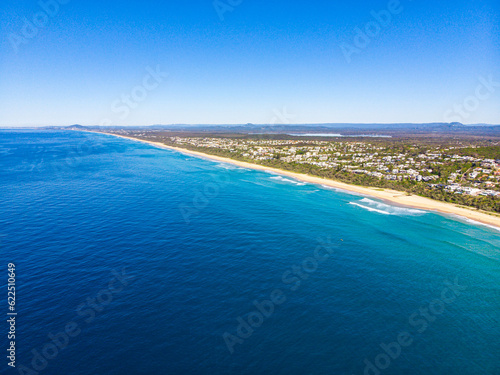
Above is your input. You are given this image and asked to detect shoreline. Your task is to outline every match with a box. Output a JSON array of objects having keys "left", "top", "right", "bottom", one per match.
[{"left": 93, "top": 131, "right": 500, "bottom": 231}]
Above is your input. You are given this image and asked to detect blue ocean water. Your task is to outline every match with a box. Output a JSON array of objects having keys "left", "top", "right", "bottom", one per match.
[{"left": 0, "top": 130, "right": 499, "bottom": 375}]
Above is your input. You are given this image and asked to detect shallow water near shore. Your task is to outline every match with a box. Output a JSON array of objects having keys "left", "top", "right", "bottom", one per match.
[{"left": 1, "top": 130, "right": 499, "bottom": 374}]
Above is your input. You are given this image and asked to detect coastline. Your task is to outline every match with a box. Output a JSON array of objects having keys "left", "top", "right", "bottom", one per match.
[{"left": 94, "top": 132, "right": 500, "bottom": 231}]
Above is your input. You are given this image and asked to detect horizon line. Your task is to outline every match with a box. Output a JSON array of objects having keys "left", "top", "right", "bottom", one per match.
[{"left": 2, "top": 122, "right": 500, "bottom": 129}]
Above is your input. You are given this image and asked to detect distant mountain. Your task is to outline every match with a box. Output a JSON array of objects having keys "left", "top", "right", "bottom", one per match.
[{"left": 43, "top": 123, "right": 500, "bottom": 138}]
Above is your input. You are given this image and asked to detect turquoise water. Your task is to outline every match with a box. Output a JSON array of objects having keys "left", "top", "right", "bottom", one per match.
[{"left": 0, "top": 130, "right": 499, "bottom": 374}]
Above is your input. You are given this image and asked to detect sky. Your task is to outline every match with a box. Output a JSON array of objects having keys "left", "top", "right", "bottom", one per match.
[{"left": 0, "top": 0, "right": 499, "bottom": 126}]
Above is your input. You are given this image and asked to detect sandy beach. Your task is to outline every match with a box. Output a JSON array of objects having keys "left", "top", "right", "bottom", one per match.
[{"left": 96, "top": 132, "right": 500, "bottom": 231}]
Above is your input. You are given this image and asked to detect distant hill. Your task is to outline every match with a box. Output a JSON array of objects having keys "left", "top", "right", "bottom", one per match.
[{"left": 45, "top": 123, "right": 500, "bottom": 138}]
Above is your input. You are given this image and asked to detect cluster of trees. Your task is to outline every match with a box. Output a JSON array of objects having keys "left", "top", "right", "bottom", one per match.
[{"left": 453, "top": 146, "right": 500, "bottom": 160}]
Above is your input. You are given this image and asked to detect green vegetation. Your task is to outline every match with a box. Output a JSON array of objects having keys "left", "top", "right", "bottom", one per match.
[{"left": 453, "top": 146, "right": 500, "bottom": 160}]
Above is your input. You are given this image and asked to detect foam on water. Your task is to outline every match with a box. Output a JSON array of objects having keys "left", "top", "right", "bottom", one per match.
[
  {"left": 320, "top": 184, "right": 366, "bottom": 197},
  {"left": 215, "top": 163, "right": 239, "bottom": 170},
  {"left": 464, "top": 218, "right": 500, "bottom": 232},
  {"left": 269, "top": 175, "right": 307, "bottom": 186},
  {"left": 350, "top": 198, "right": 427, "bottom": 216},
  {"left": 349, "top": 202, "right": 391, "bottom": 215}
]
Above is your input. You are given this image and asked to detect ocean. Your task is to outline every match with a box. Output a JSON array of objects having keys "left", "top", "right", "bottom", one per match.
[{"left": 0, "top": 130, "right": 499, "bottom": 375}]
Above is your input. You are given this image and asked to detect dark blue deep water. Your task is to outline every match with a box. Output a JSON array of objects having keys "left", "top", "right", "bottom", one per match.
[{"left": 1, "top": 130, "right": 499, "bottom": 375}]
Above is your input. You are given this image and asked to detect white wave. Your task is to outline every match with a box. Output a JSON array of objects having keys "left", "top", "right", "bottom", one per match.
[
  {"left": 321, "top": 184, "right": 338, "bottom": 191},
  {"left": 215, "top": 163, "right": 239, "bottom": 170},
  {"left": 270, "top": 176, "right": 307, "bottom": 186},
  {"left": 349, "top": 202, "right": 391, "bottom": 215},
  {"left": 264, "top": 169, "right": 280, "bottom": 175},
  {"left": 350, "top": 198, "right": 427, "bottom": 216},
  {"left": 320, "top": 184, "right": 366, "bottom": 197},
  {"left": 304, "top": 189, "right": 321, "bottom": 194},
  {"left": 464, "top": 219, "right": 500, "bottom": 232}
]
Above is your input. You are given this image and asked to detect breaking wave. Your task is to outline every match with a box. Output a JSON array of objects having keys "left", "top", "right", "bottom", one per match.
[
  {"left": 270, "top": 176, "right": 307, "bottom": 186},
  {"left": 349, "top": 198, "right": 427, "bottom": 216}
]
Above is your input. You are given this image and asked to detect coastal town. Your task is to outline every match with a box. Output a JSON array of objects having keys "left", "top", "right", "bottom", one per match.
[{"left": 158, "top": 136, "right": 500, "bottom": 198}]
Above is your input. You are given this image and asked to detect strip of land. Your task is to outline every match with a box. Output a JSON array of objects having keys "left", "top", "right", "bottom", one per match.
[{"left": 95, "top": 132, "right": 500, "bottom": 231}]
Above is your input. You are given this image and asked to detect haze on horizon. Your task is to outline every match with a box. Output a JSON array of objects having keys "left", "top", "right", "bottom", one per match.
[{"left": 0, "top": 0, "right": 498, "bottom": 127}]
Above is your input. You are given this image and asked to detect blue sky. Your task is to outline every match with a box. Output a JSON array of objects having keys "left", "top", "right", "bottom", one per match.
[{"left": 0, "top": 0, "right": 499, "bottom": 126}]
